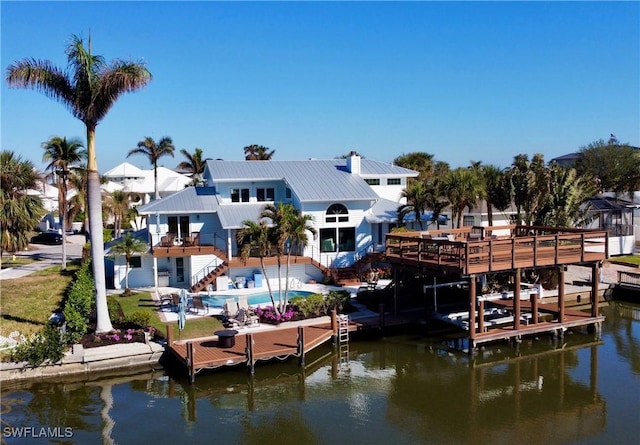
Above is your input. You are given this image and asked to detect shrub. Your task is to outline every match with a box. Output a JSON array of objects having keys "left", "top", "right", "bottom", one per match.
[
  {"left": 325, "top": 290, "right": 350, "bottom": 313},
  {"left": 294, "top": 293, "right": 327, "bottom": 318},
  {"left": 107, "top": 296, "right": 126, "bottom": 324},
  {"left": 63, "top": 260, "right": 94, "bottom": 344},
  {"left": 255, "top": 305, "right": 296, "bottom": 324},
  {"left": 126, "top": 311, "right": 150, "bottom": 328},
  {"left": 11, "top": 324, "right": 65, "bottom": 367}
]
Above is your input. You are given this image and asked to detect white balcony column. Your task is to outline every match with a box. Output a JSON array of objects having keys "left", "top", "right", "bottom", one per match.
[{"left": 227, "top": 229, "right": 233, "bottom": 260}]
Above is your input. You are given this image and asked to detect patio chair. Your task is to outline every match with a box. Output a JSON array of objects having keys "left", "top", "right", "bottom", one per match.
[
  {"left": 191, "top": 232, "right": 200, "bottom": 246},
  {"left": 189, "top": 296, "right": 209, "bottom": 315},
  {"left": 226, "top": 308, "right": 250, "bottom": 328},
  {"left": 183, "top": 235, "right": 193, "bottom": 247},
  {"left": 237, "top": 296, "right": 258, "bottom": 325},
  {"left": 160, "top": 232, "right": 176, "bottom": 247}
]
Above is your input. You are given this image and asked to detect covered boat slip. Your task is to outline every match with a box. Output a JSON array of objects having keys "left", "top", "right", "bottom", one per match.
[{"left": 385, "top": 225, "right": 609, "bottom": 351}]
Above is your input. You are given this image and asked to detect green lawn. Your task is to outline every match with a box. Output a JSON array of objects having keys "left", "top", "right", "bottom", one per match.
[
  {"left": 608, "top": 255, "right": 640, "bottom": 266},
  {"left": 0, "top": 255, "right": 37, "bottom": 268},
  {"left": 2, "top": 264, "right": 223, "bottom": 341},
  {"left": 113, "top": 291, "right": 223, "bottom": 339}
]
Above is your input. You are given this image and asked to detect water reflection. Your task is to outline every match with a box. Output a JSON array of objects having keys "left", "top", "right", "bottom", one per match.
[{"left": 2, "top": 301, "right": 638, "bottom": 444}]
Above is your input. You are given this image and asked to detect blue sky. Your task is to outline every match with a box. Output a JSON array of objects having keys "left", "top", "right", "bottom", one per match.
[{"left": 2, "top": 1, "right": 639, "bottom": 174}]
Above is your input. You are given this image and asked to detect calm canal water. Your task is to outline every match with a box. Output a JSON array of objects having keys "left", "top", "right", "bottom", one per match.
[{"left": 2, "top": 301, "right": 639, "bottom": 445}]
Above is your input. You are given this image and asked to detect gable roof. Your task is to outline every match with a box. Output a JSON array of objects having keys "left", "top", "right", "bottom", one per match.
[
  {"left": 104, "top": 162, "right": 145, "bottom": 178},
  {"left": 205, "top": 159, "right": 416, "bottom": 202}
]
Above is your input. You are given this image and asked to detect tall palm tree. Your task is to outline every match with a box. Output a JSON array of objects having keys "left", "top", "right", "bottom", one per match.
[
  {"left": 393, "top": 152, "right": 435, "bottom": 182},
  {"left": 398, "top": 181, "right": 429, "bottom": 229},
  {"left": 244, "top": 144, "right": 275, "bottom": 160},
  {"left": 482, "top": 164, "right": 512, "bottom": 227},
  {"left": 127, "top": 136, "right": 175, "bottom": 200},
  {"left": 423, "top": 179, "right": 449, "bottom": 230},
  {"left": 260, "top": 203, "right": 297, "bottom": 313},
  {"left": 283, "top": 210, "right": 316, "bottom": 309},
  {"left": 236, "top": 220, "right": 276, "bottom": 308},
  {"left": 177, "top": 147, "right": 211, "bottom": 186},
  {"left": 443, "top": 167, "right": 484, "bottom": 228},
  {"left": 42, "top": 136, "right": 86, "bottom": 270},
  {"left": 6, "top": 33, "right": 152, "bottom": 333},
  {"left": 0, "top": 151, "right": 45, "bottom": 258},
  {"left": 109, "top": 232, "right": 148, "bottom": 293}
]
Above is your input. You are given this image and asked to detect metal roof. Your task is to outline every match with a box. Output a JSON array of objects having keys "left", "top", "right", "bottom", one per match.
[
  {"left": 205, "top": 159, "right": 416, "bottom": 202},
  {"left": 137, "top": 187, "right": 220, "bottom": 215},
  {"left": 217, "top": 204, "right": 268, "bottom": 229}
]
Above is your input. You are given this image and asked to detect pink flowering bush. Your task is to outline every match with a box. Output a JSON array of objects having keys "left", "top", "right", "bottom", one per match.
[{"left": 255, "top": 305, "right": 297, "bottom": 324}]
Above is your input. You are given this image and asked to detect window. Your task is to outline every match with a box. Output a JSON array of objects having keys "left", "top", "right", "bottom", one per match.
[
  {"left": 365, "top": 178, "right": 380, "bottom": 186},
  {"left": 326, "top": 203, "right": 348, "bottom": 223},
  {"left": 387, "top": 178, "right": 401, "bottom": 185},
  {"left": 285, "top": 188, "right": 292, "bottom": 199},
  {"left": 231, "top": 188, "right": 250, "bottom": 203},
  {"left": 129, "top": 257, "right": 142, "bottom": 268},
  {"left": 168, "top": 216, "right": 190, "bottom": 240},
  {"left": 257, "top": 187, "right": 275, "bottom": 202},
  {"left": 320, "top": 228, "right": 336, "bottom": 252},
  {"left": 320, "top": 227, "right": 356, "bottom": 252},
  {"left": 463, "top": 215, "right": 475, "bottom": 227},
  {"left": 176, "top": 258, "right": 184, "bottom": 283}
]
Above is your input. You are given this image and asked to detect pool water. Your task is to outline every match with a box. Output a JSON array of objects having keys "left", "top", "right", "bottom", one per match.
[{"left": 202, "top": 290, "right": 314, "bottom": 307}]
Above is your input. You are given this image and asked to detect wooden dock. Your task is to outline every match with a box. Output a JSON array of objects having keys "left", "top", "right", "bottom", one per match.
[{"left": 168, "top": 324, "right": 335, "bottom": 382}]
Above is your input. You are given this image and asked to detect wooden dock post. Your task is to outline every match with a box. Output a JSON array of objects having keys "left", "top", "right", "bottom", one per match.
[
  {"left": 247, "top": 333, "right": 255, "bottom": 375},
  {"left": 166, "top": 324, "right": 174, "bottom": 345},
  {"left": 331, "top": 309, "right": 338, "bottom": 344},
  {"left": 297, "top": 326, "right": 305, "bottom": 367},
  {"left": 558, "top": 266, "right": 565, "bottom": 322},
  {"left": 531, "top": 291, "right": 539, "bottom": 324},
  {"left": 187, "top": 342, "right": 195, "bottom": 384},
  {"left": 591, "top": 263, "right": 600, "bottom": 317},
  {"left": 513, "top": 269, "right": 521, "bottom": 330},
  {"left": 478, "top": 298, "right": 485, "bottom": 333}
]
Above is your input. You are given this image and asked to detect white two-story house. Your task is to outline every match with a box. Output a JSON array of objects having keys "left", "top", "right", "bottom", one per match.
[{"left": 121, "top": 153, "right": 417, "bottom": 292}]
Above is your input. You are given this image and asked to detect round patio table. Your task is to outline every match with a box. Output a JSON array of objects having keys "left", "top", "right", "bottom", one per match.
[{"left": 215, "top": 329, "right": 239, "bottom": 348}]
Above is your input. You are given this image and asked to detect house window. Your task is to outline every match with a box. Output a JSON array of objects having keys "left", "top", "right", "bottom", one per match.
[
  {"left": 176, "top": 258, "right": 184, "bottom": 283},
  {"left": 338, "top": 227, "right": 356, "bottom": 251},
  {"left": 326, "top": 203, "right": 348, "bottom": 223},
  {"left": 463, "top": 215, "right": 475, "bottom": 227},
  {"left": 257, "top": 187, "right": 275, "bottom": 202},
  {"left": 364, "top": 178, "right": 380, "bottom": 186},
  {"left": 231, "top": 188, "right": 250, "bottom": 203},
  {"left": 387, "top": 178, "right": 401, "bottom": 185},
  {"left": 129, "top": 257, "right": 142, "bottom": 268},
  {"left": 168, "top": 216, "right": 190, "bottom": 240},
  {"left": 285, "top": 188, "right": 292, "bottom": 199},
  {"left": 320, "top": 228, "right": 336, "bottom": 252}
]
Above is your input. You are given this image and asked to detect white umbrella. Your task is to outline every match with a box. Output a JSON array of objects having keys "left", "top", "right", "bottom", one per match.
[{"left": 178, "top": 289, "right": 188, "bottom": 335}]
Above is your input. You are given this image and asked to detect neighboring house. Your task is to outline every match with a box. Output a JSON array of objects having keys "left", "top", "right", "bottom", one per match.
[
  {"left": 103, "top": 162, "right": 191, "bottom": 205},
  {"left": 104, "top": 229, "right": 153, "bottom": 290},
  {"left": 135, "top": 153, "right": 417, "bottom": 291},
  {"left": 583, "top": 195, "right": 639, "bottom": 255}
]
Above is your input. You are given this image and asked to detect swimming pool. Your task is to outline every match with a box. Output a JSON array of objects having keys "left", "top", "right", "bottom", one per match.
[{"left": 202, "top": 290, "right": 314, "bottom": 307}]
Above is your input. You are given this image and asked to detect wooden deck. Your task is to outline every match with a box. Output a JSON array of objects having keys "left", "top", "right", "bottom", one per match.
[
  {"left": 385, "top": 225, "right": 608, "bottom": 275},
  {"left": 168, "top": 323, "right": 335, "bottom": 382}
]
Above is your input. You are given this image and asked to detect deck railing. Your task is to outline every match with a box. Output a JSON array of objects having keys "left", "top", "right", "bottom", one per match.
[{"left": 385, "top": 225, "right": 609, "bottom": 274}]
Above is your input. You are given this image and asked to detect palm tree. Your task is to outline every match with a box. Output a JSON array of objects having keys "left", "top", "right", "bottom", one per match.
[
  {"left": 109, "top": 232, "right": 148, "bottom": 293},
  {"left": 68, "top": 164, "right": 88, "bottom": 238},
  {"left": 283, "top": 210, "right": 316, "bottom": 309},
  {"left": 6, "top": 33, "right": 152, "bottom": 333},
  {"left": 0, "top": 151, "right": 45, "bottom": 259},
  {"left": 103, "top": 190, "right": 130, "bottom": 238},
  {"left": 244, "top": 144, "right": 275, "bottom": 160},
  {"left": 482, "top": 164, "right": 512, "bottom": 227},
  {"left": 393, "top": 152, "right": 435, "bottom": 182},
  {"left": 423, "top": 179, "right": 449, "bottom": 230},
  {"left": 127, "top": 136, "right": 175, "bottom": 200},
  {"left": 398, "top": 181, "right": 429, "bottom": 229},
  {"left": 177, "top": 147, "right": 211, "bottom": 186},
  {"left": 443, "top": 167, "right": 484, "bottom": 228},
  {"left": 42, "top": 136, "right": 86, "bottom": 270},
  {"left": 260, "top": 203, "right": 297, "bottom": 313},
  {"left": 236, "top": 220, "right": 276, "bottom": 308}
]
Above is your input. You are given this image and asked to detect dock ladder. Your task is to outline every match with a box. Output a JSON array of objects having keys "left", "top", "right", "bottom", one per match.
[{"left": 338, "top": 314, "right": 350, "bottom": 369}]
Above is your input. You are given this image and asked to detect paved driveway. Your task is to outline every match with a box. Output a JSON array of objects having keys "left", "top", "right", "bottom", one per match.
[{"left": 0, "top": 235, "right": 85, "bottom": 280}]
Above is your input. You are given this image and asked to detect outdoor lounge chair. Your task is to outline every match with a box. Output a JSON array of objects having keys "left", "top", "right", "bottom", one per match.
[
  {"left": 189, "top": 296, "right": 209, "bottom": 315},
  {"left": 226, "top": 308, "right": 250, "bottom": 328}
]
